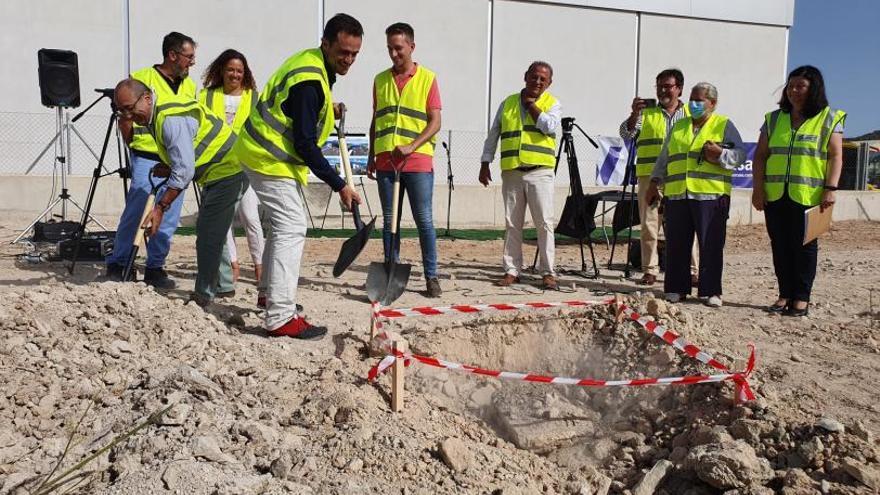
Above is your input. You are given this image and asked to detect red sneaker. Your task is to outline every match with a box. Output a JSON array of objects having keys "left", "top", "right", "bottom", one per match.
[
  {"left": 257, "top": 294, "right": 303, "bottom": 314},
  {"left": 267, "top": 316, "right": 327, "bottom": 340}
]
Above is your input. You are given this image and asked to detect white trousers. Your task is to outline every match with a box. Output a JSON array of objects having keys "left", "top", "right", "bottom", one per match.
[
  {"left": 225, "top": 185, "right": 265, "bottom": 265},
  {"left": 501, "top": 168, "right": 556, "bottom": 277},
  {"left": 244, "top": 167, "right": 307, "bottom": 330}
]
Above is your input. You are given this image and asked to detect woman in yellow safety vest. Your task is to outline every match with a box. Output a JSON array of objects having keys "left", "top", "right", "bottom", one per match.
[
  {"left": 751, "top": 66, "right": 845, "bottom": 317},
  {"left": 200, "top": 49, "right": 265, "bottom": 291},
  {"left": 645, "top": 82, "right": 747, "bottom": 308}
]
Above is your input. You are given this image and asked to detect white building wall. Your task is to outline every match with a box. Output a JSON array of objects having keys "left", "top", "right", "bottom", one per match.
[
  {"left": 638, "top": 14, "right": 789, "bottom": 141},
  {"left": 490, "top": 2, "right": 637, "bottom": 183},
  {"left": 323, "top": 0, "right": 490, "bottom": 134}
]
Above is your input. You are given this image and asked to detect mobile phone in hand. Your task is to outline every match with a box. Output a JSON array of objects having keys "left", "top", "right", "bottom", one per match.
[{"left": 641, "top": 98, "right": 657, "bottom": 107}]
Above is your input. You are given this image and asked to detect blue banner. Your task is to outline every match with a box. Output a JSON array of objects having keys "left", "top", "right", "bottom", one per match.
[{"left": 732, "top": 142, "right": 756, "bottom": 189}]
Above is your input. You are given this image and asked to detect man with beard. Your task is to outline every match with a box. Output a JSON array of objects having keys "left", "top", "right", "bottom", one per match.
[
  {"left": 479, "top": 61, "right": 561, "bottom": 290},
  {"left": 619, "top": 68, "right": 698, "bottom": 287},
  {"left": 104, "top": 32, "right": 198, "bottom": 289},
  {"left": 233, "top": 14, "right": 363, "bottom": 340}
]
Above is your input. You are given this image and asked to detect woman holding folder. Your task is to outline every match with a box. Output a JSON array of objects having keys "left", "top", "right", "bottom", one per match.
[{"left": 751, "top": 66, "right": 846, "bottom": 317}]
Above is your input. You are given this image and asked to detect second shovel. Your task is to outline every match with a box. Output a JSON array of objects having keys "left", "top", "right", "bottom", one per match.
[
  {"left": 366, "top": 159, "right": 411, "bottom": 306},
  {"left": 332, "top": 109, "right": 376, "bottom": 277}
]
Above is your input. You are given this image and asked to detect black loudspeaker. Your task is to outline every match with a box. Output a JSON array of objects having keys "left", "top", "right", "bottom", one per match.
[{"left": 37, "top": 48, "right": 80, "bottom": 108}]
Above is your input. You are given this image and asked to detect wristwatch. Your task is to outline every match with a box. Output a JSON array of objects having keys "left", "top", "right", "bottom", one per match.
[{"left": 823, "top": 184, "right": 839, "bottom": 191}]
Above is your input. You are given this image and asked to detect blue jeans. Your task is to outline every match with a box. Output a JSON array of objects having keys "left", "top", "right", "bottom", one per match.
[
  {"left": 376, "top": 170, "right": 437, "bottom": 279},
  {"left": 105, "top": 153, "right": 186, "bottom": 269}
]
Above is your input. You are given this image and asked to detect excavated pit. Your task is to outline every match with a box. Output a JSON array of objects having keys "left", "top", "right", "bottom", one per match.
[{"left": 396, "top": 303, "right": 722, "bottom": 470}]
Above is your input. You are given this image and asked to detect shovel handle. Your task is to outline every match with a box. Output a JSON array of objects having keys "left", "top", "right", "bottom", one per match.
[
  {"left": 339, "top": 135, "right": 356, "bottom": 189},
  {"left": 351, "top": 202, "right": 365, "bottom": 230},
  {"left": 134, "top": 194, "right": 155, "bottom": 250},
  {"left": 336, "top": 106, "right": 355, "bottom": 189},
  {"left": 390, "top": 173, "right": 401, "bottom": 235}
]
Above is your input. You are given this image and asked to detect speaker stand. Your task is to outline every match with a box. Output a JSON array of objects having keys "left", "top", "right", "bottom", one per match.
[{"left": 12, "top": 107, "right": 106, "bottom": 244}]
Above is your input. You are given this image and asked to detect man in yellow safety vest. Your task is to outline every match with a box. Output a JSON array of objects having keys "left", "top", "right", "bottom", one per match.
[
  {"left": 366, "top": 22, "right": 443, "bottom": 298},
  {"left": 479, "top": 62, "right": 561, "bottom": 291},
  {"left": 233, "top": 14, "right": 363, "bottom": 340},
  {"left": 105, "top": 32, "right": 198, "bottom": 289}
]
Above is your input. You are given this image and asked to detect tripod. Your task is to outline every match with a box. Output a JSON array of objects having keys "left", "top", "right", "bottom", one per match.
[
  {"left": 13, "top": 106, "right": 106, "bottom": 244},
  {"left": 607, "top": 135, "right": 639, "bottom": 278},
  {"left": 68, "top": 89, "right": 132, "bottom": 274},
  {"left": 441, "top": 133, "right": 454, "bottom": 237},
  {"left": 531, "top": 117, "right": 599, "bottom": 278}
]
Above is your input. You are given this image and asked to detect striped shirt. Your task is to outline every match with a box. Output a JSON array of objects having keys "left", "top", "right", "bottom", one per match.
[{"left": 618, "top": 100, "right": 687, "bottom": 140}]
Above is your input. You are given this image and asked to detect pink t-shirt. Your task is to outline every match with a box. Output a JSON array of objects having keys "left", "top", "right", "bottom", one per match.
[{"left": 373, "top": 64, "right": 442, "bottom": 173}]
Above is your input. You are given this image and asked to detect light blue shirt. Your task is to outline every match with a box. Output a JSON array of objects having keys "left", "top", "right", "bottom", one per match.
[{"left": 160, "top": 115, "right": 198, "bottom": 190}]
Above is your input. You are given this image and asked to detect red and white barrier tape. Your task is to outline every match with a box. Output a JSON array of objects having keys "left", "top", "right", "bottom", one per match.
[
  {"left": 369, "top": 298, "right": 756, "bottom": 402},
  {"left": 367, "top": 347, "right": 754, "bottom": 393},
  {"left": 375, "top": 299, "right": 613, "bottom": 319}
]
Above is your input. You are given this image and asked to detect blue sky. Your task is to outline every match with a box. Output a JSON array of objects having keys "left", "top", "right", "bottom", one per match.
[{"left": 788, "top": 0, "right": 879, "bottom": 137}]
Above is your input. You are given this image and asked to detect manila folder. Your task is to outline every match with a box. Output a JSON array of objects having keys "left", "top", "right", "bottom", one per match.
[{"left": 803, "top": 203, "right": 833, "bottom": 245}]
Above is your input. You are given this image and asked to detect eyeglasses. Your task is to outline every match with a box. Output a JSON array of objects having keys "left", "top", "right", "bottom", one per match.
[
  {"left": 175, "top": 50, "right": 195, "bottom": 62},
  {"left": 115, "top": 92, "right": 145, "bottom": 118},
  {"left": 656, "top": 84, "right": 679, "bottom": 91}
]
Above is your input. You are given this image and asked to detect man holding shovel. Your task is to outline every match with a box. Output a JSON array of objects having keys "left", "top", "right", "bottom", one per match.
[
  {"left": 113, "top": 79, "right": 247, "bottom": 308},
  {"left": 233, "top": 14, "right": 363, "bottom": 340},
  {"left": 366, "top": 22, "right": 443, "bottom": 298}
]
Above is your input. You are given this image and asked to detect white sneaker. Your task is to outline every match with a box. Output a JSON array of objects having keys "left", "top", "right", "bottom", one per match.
[
  {"left": 705, "top": 295, "right": 723, "bottom": 308},
  {"left": 665, "top": 293, "right": 682, "bottom": 303}
]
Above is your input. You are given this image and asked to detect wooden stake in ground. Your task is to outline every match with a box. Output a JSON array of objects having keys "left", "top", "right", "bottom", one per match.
[{"left": 391, "top": 339, "right": 408, "bottom": 412}]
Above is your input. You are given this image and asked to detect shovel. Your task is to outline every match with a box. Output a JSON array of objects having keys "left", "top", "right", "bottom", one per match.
[
  {"left": 332, "top": 108, "right": 376, "bottom": 277},
  {"left": 366, "top": 157, "right": 412, "bottom": 306},
  {"left": 122, "top": 169, "right": 168, "bottom": 281}
]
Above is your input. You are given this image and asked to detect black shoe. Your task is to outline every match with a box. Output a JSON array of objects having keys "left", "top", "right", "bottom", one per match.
[
  {"left": 767, "top": 302, "right": 788, "bottom": 313},
  {"left": 144, "top": 267, "right": 176, "bottom": 289},
  {"left": 216, "top": 290, "right": 236, "bottom": 299},
  {"left": 105, "top": 263, "right": 136, "bottom": 282},
  {"left": 188, "top": 293, "right": 210, "bottom": 308},
  {"left": 105, "top": 263, "right": 124, "bottom": 281},
  {"left": 294, "top": 325, "right": 327, "bottom": 340},
  {"left": 426, "top": 277, "right": 442, "bottom": 298},
  {"left": 784, "top": 303, "right": 809, "bottom": 317}
]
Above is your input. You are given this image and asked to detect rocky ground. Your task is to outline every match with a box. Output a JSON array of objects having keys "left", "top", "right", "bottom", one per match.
[{"left": 0, "top": 211, "right": 878, "bottom": 494}]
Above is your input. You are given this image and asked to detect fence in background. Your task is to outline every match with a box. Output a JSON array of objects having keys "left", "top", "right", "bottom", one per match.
[{"left": 0, "top": 111, "right": 610, "bottom": 187}]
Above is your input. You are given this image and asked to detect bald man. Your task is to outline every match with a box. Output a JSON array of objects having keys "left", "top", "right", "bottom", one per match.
[{"left": 113, "top": 79, "right": 247, "bottom": 307}]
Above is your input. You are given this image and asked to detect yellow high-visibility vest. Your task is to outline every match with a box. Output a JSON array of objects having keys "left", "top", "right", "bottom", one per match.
[
  {"left": 373, "top": 65, "right": 436, "bottom": 156},
  {"left": 130, "top": 66, "right": 196, "bottom": 156},
  {"left": 198, "top": 87, "right": 257, "bottom": 135},
  {"left": 150, "top": 95, "right": 240, "bottom": 186},
  {"left": 499, "top": 91, "right": 558, "bottom": 170},
  {"left": 664, "top": 113, "right": 732, "bottom": 197},
  {"left": 763, "top": 106, "right": 846, "bottom": 206},
  {"left": 636, "top": 104, "right": 690, "bottom": 177},
  {"left": 233, "top": 48, "right": 334, "bottom": 185}
]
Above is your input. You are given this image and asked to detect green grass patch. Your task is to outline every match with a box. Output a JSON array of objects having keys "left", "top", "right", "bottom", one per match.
[{"left": 175, "top": 225, "right": 639, "bottom": 243}]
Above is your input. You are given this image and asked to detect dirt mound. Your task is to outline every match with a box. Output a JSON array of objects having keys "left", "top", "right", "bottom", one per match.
[{"left": 1, "top": 282, "right": 878, "bottom": 494}]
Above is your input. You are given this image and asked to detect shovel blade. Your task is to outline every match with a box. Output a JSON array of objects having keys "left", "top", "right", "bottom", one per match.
[
  {"left": 381, "top": 262, "right": 411, "bottom": 306},
  {"left": 332, "top": 215, "right": 376, "bottom": 277},
  {"left": 366, "top": 261, "right": 389, "bottom": 303},
  {"left": 366, "top": 260, "right": 412, "bottom": 306}
]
